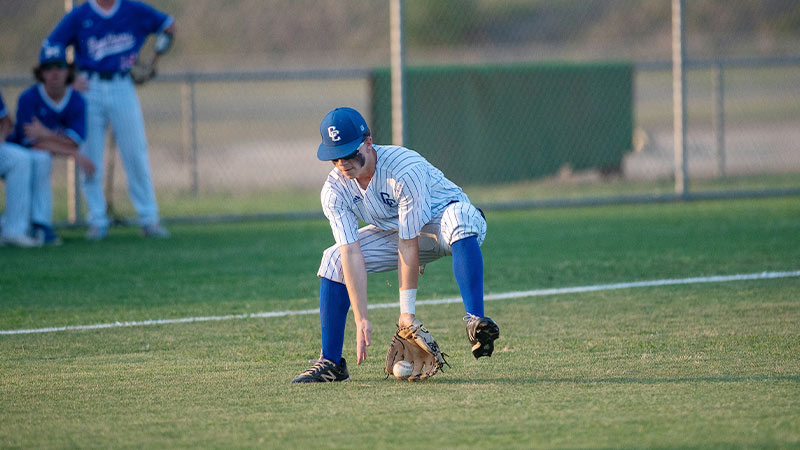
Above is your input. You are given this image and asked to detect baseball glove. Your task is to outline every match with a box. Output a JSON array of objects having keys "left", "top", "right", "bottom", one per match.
[
  {"left": 385, "top": 319, "right": 449, "bottom": 381},
  {"left": 130, "top": 60, "right": 156, "bottom": 85}
]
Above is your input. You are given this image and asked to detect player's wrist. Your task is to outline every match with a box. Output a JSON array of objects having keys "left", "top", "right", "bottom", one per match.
[
  {"left": 354, "top": 315, "right": 369, "bottom": 325},
  {"left": 399, "top": 288, "right": 417, "bottom": 315},
  {"left": 398, "top": 313, "right": 415, "bottom": 328}
]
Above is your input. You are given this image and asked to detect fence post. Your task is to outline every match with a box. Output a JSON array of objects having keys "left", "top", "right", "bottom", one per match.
[
  {"left": 65, "top": 0, "right": 80, "bottom": 224},
  {"left": 672, "top": 0, "right": 689, "bottom": 198},
  {"left": 712, "top": 62, "right": 726, "bottom": 178},
  {"left": 181, "top": 77, "right": 199, "bottom": 196},
  {"left": 390, "top": 0, "right": 406, "bottom": 146}
]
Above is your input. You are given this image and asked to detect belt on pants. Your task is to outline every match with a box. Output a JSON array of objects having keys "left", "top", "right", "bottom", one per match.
[
  {"left": 446, "top": 199, "right": 485, "bottom": 219},
  {"left": 84, "top": 70, "right": 129, "bottom": 81}
]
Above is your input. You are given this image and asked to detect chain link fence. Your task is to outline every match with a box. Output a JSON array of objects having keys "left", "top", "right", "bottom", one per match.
[{"left": 1, "top": 0, "right": 798, "bottom": 223}]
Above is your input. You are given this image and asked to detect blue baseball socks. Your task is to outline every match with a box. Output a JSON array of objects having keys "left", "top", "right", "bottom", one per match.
[
  {"left": 319, "top": 277, "right": 350, "bottom": 365},
  {"left": 451, "top": 236, "right": 484, "bottom": 317},
  {"left": 319, "top": 236, "right": 484, "bottom": 364}
]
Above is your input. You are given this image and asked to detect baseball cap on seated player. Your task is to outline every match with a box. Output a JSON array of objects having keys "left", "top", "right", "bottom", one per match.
[
  {"left": 39, "top": 41, "right": 67, "bottom": 66},
  {"left": 317, "top": 107, "right": 370, "bottom": 161}
]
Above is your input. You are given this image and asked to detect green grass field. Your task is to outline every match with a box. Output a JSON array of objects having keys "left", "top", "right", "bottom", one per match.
[{"left": 1, "top": 197, "right": 799, "bottom": 448}]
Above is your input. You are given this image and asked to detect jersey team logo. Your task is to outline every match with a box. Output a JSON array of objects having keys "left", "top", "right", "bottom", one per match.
[
  {"left": 380, "top": 192, "right": 397, "bottom": 207},
  {"left": 87, "top": 33, "right": 136, "bottom": 61},
  {"left": 327, "top": 126, "right": 340, "bottom": 142}
]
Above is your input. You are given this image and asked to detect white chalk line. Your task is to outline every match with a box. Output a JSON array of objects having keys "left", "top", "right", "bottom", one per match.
[{"left": 2, "top": 270, "right": 798, "bottom": 336}]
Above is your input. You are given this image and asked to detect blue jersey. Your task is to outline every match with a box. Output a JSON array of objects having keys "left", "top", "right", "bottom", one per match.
[
  {"left": 47, "top": 0, "right": 172, "bottom": 73},
  {"left": 7, "top": 84, "right": 86, "bottom": 148}
]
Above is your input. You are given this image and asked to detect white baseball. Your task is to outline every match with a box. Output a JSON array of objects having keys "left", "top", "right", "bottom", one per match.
[{"left": 392, "top": 360, "right": 413, "bottom": 379}]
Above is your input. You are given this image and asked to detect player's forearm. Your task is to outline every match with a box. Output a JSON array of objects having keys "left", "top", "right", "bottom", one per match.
[
  {"left": 0, "top": 116, "right": 12, "bottom": 140},
  {"left": 340, "top": 242, "right": 369, "bottom": 322},
  {"left": 398, "top": 237, "right": 419, "bottom": 291},
  {"left": 32, "top": 138, "right": 78, "bottom": 157}
]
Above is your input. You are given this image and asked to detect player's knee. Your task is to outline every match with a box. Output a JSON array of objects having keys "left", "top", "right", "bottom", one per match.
[
  {"left": 320, "top": 245, "right": 340, "bottom": 264},
  {"left": 442, "top": 207, "right": 486, "bottom": 247},
  {"left": 318, "top": 245, "right": 344, "bottom": 282},
  {"left": 30, "top": 150, "right": 50, "bottom": 166},
  {"left": 13, "top": 149, "right": 33, "bottom": 172},
  {"left": 30, "top": 151, "right": 52, "bottom": 174}
]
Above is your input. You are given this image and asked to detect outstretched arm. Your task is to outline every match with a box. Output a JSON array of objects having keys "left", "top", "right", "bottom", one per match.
[{"left": 340, "top": 241, "right": 372, "bottom": 365}]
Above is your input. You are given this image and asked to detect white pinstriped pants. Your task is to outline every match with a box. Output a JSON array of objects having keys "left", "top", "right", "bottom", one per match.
[
  {"left": 317, "top": 201, "right": 487, "bottom": 282},
  {"left": 81, "top": 75, "right": 160, "bottom": 227},
  {"left": 29, "top": 149, "right": 53, "bottom": 227},
  {"left": 0, "top": 142, "right": 32, "bottom": 238}
]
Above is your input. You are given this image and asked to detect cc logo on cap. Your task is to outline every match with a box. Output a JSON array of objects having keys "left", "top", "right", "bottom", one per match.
[{"left": 327, "top": 126, "right": 340, "bottom": 142}]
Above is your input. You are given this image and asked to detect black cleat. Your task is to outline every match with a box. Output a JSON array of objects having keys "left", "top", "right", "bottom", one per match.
[
  {"left": 291, "top": 357, "right": 351, "bottom": 383},
  {"left": 465, "top": 315, "right": 500, "bottom": 359}
]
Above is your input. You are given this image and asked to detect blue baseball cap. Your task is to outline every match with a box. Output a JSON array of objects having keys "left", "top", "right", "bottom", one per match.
[
  {"left": 317, "top": 107, "right": 370, "bottom": 161},
  {"left": 39, "top": 41, "right": 67, "bottom": 65}
]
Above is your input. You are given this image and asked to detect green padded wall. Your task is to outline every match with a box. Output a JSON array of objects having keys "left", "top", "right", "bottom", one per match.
[{"left": 370, "top": 62, "right": 633, "bottom": 185}]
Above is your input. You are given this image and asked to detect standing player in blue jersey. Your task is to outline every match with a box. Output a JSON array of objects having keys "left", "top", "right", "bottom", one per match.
[
  {"left": 46, "top": 0, "right": 175, "bottom": 240},
  {"left": 7, "top": 43, "right": 96, "bottom": 246},
  {"left": 292, "top": 107, "right": 500, "bottom": 383},
  {"left": 0, "top": 91, "right": 38, "bottom": 248}
]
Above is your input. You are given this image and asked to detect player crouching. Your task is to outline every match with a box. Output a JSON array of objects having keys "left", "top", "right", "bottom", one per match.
[{"left": 292, "top": 107, "right": 499, "bottom": 383}]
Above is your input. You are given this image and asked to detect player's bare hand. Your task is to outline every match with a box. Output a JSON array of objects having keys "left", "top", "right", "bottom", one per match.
[
  {"left": 76, "top": 153, "right": 96, "bottom": 177},
  {"left": 0, "top": 116, "right": 12, "bottom": 141},
  {"left": 355, "top": 318, "right": 372, "bottom": 365},
  {"left": 23, "top": 117, "right": 52, "bottom": 142},
  {"left": 72, "top": 74, "right": 89, "bottom": 92}
]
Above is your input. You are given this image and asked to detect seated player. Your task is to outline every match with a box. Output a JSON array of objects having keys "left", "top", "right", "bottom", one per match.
[
  {"left": 7, "top": 42, "right": 95, "bottom": 245},
  {"left": 0, "top": 90, "right": 37, "bottom": 248}
]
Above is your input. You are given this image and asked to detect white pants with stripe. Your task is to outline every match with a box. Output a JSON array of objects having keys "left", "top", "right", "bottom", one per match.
[
  {"left": 318, "top": 201, "right": 487, "bottom": 282},
  {"left": 29, "top": 149, "right": 53, "bottom": 227},
  {"left": 0, "top": 142, "right": 32, "bottom": 238},
  {"left": 81, "top": 75, "right": 160, "bottom": 228}
]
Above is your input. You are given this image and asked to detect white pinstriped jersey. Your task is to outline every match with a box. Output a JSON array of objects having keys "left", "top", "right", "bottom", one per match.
[{"left": 321, "top": 144, "right": 469, "bottom": 246}]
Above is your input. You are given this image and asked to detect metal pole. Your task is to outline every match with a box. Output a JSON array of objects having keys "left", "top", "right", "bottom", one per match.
[
  {"left": 712, "top": 63, "right": 726, "bottom": 178},
  {"left": 390, "top": 0, "right": 406, "bottom": 146},
  {"left": 672, "top": 0, "right": 688, "bottom": 197},
  {"left": 182, "top": 78, "right": 199, "bottom": 195},
  {"left": 64, "top": 0, "right": 80, "bottom": 224}
]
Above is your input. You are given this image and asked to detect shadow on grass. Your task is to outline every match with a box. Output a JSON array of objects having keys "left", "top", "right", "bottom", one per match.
[{"left": 430, "top": 375, "right": 800, "bottom": 385}]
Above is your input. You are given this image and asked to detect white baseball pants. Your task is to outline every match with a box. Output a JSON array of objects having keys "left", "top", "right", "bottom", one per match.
[
  {"left": 0, "top": 142, "right": 32, "bottom": 238},
  {"left": 81, "top": 75, "right": 160, "bottom": 228},
  {"left": 29, "top": 149, "right": 53, "bottom": 227},
  {"left": 318, "top": 201, "right": 487, "bottom": 282}
]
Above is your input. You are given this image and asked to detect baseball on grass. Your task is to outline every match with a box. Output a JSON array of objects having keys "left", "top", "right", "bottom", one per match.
[{"left": 392, "top": 361, "right": 413, "bottom": 379}]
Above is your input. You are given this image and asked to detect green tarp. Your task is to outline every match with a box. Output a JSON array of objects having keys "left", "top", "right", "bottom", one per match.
[{"left": 370, "top": 62, "right": 633, "bottom": 185}]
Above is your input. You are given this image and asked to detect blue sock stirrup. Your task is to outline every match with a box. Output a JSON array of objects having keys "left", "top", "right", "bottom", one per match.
[
  {"left": 451, "top": 236, "right": 484, "bottom": 317},
  {"left": 319, "top": 278, "right": 350, "bottom": 365}
]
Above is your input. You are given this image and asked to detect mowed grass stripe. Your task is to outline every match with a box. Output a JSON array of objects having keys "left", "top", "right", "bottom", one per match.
[{"left": 3, "top": 269, "right": 797, "bottom": 335}]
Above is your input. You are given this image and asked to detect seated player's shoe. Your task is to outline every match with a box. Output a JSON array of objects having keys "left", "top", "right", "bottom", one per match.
[
  {"left": 0, "top": 234, "right": 42, "bottom": 248},
  {"left": 32, "top": 223, "right": 62, "bottom": 246},
  {"left": 291, "top": 357, "right": 350, "bottom": 383},
  {"left": 465, "top": 314, "right": 500, "bottom": 359},
  {"left": 142, "top": 223, "right": 170, "bottom": 239}
]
